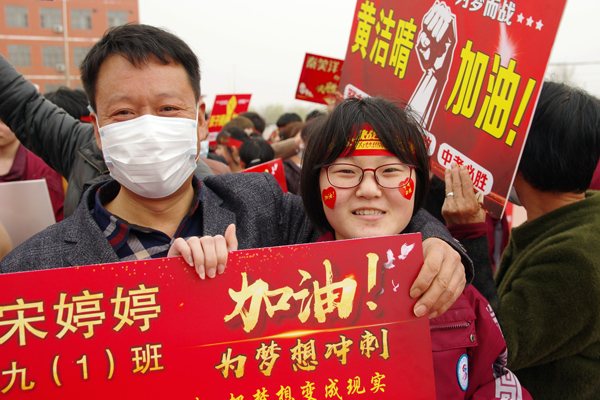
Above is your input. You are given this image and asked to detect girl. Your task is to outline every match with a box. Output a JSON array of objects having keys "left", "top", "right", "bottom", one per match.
[
  {"left": 299, "top": 97, "right": 530, "bottom": 400},
  {"left": 215, "top": 127, "right": 250, "bottom": 172}
]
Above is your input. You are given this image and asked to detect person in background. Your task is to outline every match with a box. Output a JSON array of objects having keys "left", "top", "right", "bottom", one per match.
[
  {"left": 45, "top": 87, "right": 91, "bottom": 122},
  {"left": 215, "top": 127, "right": 251, "bottom": 172},
  {"left": 305, "top": 109, "right": 325, "bottom": 121},
  {"left": 239, "top": 111, "right": 266, "bottom": 136},
  {"left": 278, "top": 121, "right": 305, "bottom": 195},
  {"left": 239, "top": 137, "right": 274, "bottom": 168},
  {"left": 0, "top": 220, "right": 11, "bottom": 261},
  {"left": 0, "top": 118, "right": 64, "bottom": 221},
  {"left": 442, "top": 81, "right": 600, "bottom": 399},
  {"left": 587, "top": 97, "right": 600, "bottom": 190},
  {"left": 277, "top": 112, "right": 302, "bottom": 127},
  {"left": 201, "top": 153, "right": 231, "bottom": 175},
  {"left": 222, "top": 116, "right": 255, "bottom": 135},
  {"left": 271, "top": 112, "right": 302, "bottom": 143}
]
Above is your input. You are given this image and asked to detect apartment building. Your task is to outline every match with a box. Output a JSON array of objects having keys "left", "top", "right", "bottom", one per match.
[{"left": 0, "top": 0, "right": 138, "bottom": 93}]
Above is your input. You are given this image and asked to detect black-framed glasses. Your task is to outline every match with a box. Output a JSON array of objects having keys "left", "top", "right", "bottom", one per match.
[{"left": 324, "top": 163, "right": 415, "bottom": 189}]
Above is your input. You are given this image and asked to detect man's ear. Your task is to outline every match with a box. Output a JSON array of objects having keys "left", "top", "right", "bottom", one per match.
[
  {"left": 90, "top": 112, "right": 102, "bottom": 151},
  {"left": 197, "top": 100, "right": 208, "bottom": 142}
]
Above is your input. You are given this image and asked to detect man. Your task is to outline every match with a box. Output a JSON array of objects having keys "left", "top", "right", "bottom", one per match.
[
  {"left": 443, "top": 81, "right": 600, "bottom": 399},
  {"left": 0, "top": 24, "right": 468, "bottom": 320}
]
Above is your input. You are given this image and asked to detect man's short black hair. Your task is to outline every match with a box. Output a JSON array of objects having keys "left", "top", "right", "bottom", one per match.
[
  {"left": 240, "top": 138, "right": 274, "bottom": 168},
  {"left": 306, "top": 109, "right": 325, "bottom": 121},
  {"left": 44, "top": 87, "right": 90, "bottom": 120},
  {"left": 240, "top": 112, "right": 266, "bottom": 134},
  {"left": 300, "top": 96, "right": 430, "bottom": 233},
  {"left": 519, "top": 81, "right": 600, "bottom": 193},
  {"left": 276, "top": 112, "right": 302, "bottom": 128},
  {"left": 81, "top": 24, "right": 200, "bottom": 112}
]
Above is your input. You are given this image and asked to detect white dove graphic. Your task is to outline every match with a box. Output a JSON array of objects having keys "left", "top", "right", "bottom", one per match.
[
  {"left": 398, "top": 243, "right": 415, "bottom": 260},
  {"left": 383, "top": 249, "right": 396, "bottom": 269}
]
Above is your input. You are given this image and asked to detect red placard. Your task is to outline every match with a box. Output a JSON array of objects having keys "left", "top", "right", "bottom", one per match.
[
  {"left": 339, "top": 0, "right": 567, "bottom": 218},
  {"left": 240, "top": 158, "right": 288, "bottom": 193},
  {"left": 207, "top": 94, "right": 252, "bottom": 143},
  {"left": 0, "top": 235, "right": 435, "bottom": 399},
  {"left": 296, "top": 53, "right": 344, "bottom": 105}
]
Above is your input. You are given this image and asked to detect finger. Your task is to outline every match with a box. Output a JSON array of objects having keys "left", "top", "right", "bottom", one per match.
[
  {"left": 213, "top": 234, "right": 228, "bottom": 275},
  {"left": 418, "top": 31, "right": 431, "bottom": 50},
  {"left": 410, "top": 238, "right": 443, "bottom": 316},
  {"left": 459, "top": 165, "right": 478, "bottom": 210},
  {"left": 186, "top": 237, "right": 206, "bottom": 279},
  {"left": 441, "top": 167, "right": 456, "bottom": 219},
  {"left": 435, "top": 19, "right": 450, "bottom": 43},
  {"left": 436, "top": 6, "right": 453, "bottom": 42},
  {"left": 167, "top": 237, "right": 187, "bottom": 261},
  {"left": 428, "top": 262, "right": 466, "bottom": 319},
  {"left": 219, "top": 224, "right": 238, "bottom": 275},
  {"left": 225, "top": 224, "right": 238, "bottom": 252},
  {"left": 459, "top": 165, "right": 476, "bottom": 195},
  {"left": 441, "top": 196, "right": 459, "bottom": 224},
  {"left": 423, "top": 5, "right": 436, "bottom": 25},
  {"left": 444, "top": 165, "right": 453, "bottom": 193},
  {"left": 431, "top": 14, "right": 445, "bottom": 42},
  {"left": 412, "top": 239, "right": 462, "bottom": 317},
  {"left": 200, "top": 236, "right": 220, "bottom": 278},
  {"left": 451, "top": 162, "right": 464, "bottom": 199}
]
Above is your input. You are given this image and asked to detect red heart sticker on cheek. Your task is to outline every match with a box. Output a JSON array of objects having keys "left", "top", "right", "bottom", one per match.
[
  {"left": 322, "top": 187, "right": 337, "bottom": 209},
  {"left": 399, "top": 178, "right": 414, "bottom": 200}
]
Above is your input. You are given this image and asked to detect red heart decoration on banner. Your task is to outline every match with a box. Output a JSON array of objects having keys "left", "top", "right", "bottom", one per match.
[
  {"left": 322, "top": 187, "right": 337, "bottom": 209},
  {"left": 399, "top": 178, "right": 414, "bottom": 200}
]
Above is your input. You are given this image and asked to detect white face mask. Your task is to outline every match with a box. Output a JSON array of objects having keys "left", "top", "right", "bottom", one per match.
[
  {"left": 98, "top": 113, "right": 198, "bottom": 198},
  {"left": 199, "top": 140, "right": 209, "bottom": 159}
]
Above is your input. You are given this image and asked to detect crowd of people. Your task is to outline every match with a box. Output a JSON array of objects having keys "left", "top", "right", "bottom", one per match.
[{"left": 0, "top": 23, "right": 599, "bottom": 399}]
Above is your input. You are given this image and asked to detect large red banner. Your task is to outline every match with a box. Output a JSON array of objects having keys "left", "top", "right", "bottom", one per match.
[
  {"left": 0, "top": 235, "right": 435, "bottom": 399},
  {"left": 339, "top": 0, "right": 567, "bottom": 218},
  {"left": 206, "top": 94, "right": 252, "bottom": 143},
  {"left": 296, "top": 53, "right": 344, "bottom": 105}
]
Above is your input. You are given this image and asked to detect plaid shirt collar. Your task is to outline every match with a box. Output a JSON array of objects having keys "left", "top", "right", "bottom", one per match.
[{"left": 92, "top": 178, "right": 203, "bottom": 261}]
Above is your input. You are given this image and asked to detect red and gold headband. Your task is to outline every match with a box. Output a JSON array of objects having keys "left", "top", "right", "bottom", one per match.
[
  {"left": 217, "top": 136, "right": 244, "bottom": 149},
  {"left": 339, "top": 124, "right": 395, "bottom": 158}
]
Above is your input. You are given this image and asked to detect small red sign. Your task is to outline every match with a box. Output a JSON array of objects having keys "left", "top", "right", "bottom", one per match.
[
  {"left": 207, "top": 94, "right": 252, "bottom": 143},
  {"left": 241, "top": 158, "right": 288, "bottom": 193},
  {"left": 296, "top": 53, "right": 344, "bottom": 105}
]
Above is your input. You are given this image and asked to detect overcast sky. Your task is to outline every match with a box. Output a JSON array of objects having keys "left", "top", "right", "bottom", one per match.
[{"left": 139, "top": 0, "right": 600, "bottom": 111}]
